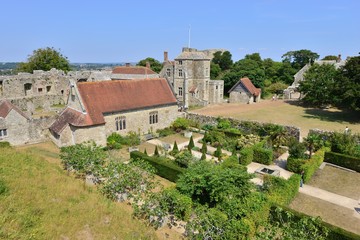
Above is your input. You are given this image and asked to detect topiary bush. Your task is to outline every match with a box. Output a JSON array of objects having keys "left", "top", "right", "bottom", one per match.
[
  {"left": 253, "top": 145, "right": 273, "bottom": 165},
  {"left": 286, "top": 157, "right": 306, "bottom": 173},
  {"left": 239, "top": 147, "right": 253, "bottom": 165}
]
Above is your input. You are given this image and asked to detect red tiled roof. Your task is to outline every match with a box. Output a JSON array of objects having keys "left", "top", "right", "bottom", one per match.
[
  {"left": 77, "top": 78, "right": 177, "bottom": 125},
  {"left": 228, "top": 77, "right": 261, "bottom": 96},
  {"left": 112, "top": 66, "right": 157, "bottom": 75},
  {"left": 49, "top": 107, "right": 95, "bottom": 134},
  {"left": 0, "top": 100, "right": 30, "bottom": 120}
]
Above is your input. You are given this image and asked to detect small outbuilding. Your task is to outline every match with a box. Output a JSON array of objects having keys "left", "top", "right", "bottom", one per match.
[{"left": 228, "top": 77, "right": 261, "bottom": 103}]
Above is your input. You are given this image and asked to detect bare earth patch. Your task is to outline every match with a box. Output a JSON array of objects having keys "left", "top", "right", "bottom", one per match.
[
  {"left": 308, "top": 165, "right": 360, "bottom": 200},
  {"left": 289, "top": 193, "right": 360, "bottom": 235}
]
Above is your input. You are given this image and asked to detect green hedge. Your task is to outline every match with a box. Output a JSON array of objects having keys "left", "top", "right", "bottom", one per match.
[
  {"left": 286, "top": 157, "right": 306, "bottom": 173},
  {"left": 263, "top": 174, "right": 301, "bottom": 205},
  {"left": 253, "top": 145, "right": 273, "bottom": 165},
  {"left": 130, "top": 151, "right": 184, "bottom": 182},
  {"left": 325, "top": 151, "right": 360, "bottom": 172},
  {"left": 271, "top": 205, "right": 360, "bottom": 240},
  {"left": 301, "top": 147, "right": 328, "bottom": 183},
  {"left": 239, "top": 147, "right": 253, "bottom": 165}
]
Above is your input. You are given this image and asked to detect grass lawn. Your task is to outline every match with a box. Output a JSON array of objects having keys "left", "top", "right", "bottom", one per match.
[
  {"left": 289, "top": 193, "right": 360, "bottom": 235},
  {"left": 308, "top": 165, "right": 360, "bottom": 200},
  {"left": 0, "top": 144, "right": 160, "bottom": 240},
  {"left": 190, "top": 100, "right": 360, "bottom": 138}
]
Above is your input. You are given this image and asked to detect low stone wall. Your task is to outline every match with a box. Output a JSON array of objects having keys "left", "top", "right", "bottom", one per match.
[
  {"left": 8, "top": 95, "right": 65, "bottom": 112},
  {"left": 186, "top": 113, "right": 301, "bottom": 141},
  {"left": 28, "top": 116, "right": 57, "bottom": 144}
]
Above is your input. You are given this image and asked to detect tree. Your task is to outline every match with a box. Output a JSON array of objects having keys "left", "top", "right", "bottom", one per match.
[
  {"left": 299, "top": 63, "right": 338, "bottom": 107},
  {"left": 282, "top": 49, "right": 320, "bottom": 70},
  {"left": 60, "top": 141, "right": 106, "bottom": 178},
  {"left": 201, "top": 141, "right": 208, "bottom": 154},
  {"left": 303, "top": 133, "right": 323, "bottom": 158},
  {"left": 322, "top": 55, "right": 338, "bottom": 61},
  {"left": 266, "top": 82, "right": 288, "bottom": 95},
  {"left": 154, "top": 146, "right": 160, "bottom": 156},
  {"left": 212, "top": 51, "right": 233, "bottom": 71},
  {"left": 172, "top": 141, "right": 179, "bottom": 154},
  {"left": 16, "top": 47, "right": 71, "bottom": 73},
  {"left": 200, "top": 152, "right": 207, "bottom": 160},
  {"left": 334, "top": 56, "right": 360, "bottom": 110},
  {"left": 210, "top": 62, "right": 221, "bottom": 79},
  {"left": 188, "top": 135, "right": 195, "bottom": 149},
  {"left": 137, "top": 57, "right": 162, "bottom": 73}
]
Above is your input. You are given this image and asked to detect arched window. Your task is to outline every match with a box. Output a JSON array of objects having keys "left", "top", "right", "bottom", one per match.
[{"left": 115, "top": 116, "right": 126, "bottom": 130}]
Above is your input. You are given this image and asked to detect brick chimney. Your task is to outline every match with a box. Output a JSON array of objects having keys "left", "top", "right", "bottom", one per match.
[
  {"left": 164, "top": 51, "right": 168, "bottom": 62},
  {"left": 125, "top": 63, "right": 130, "bottom": 67},
  {"left": 146, "top": 61, "right": 150, "bottom": 69},
  {"left": 336, "top": 54, "right": 342, "bottom": 63}
]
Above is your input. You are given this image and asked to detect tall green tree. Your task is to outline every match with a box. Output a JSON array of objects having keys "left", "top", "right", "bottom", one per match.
[
  {"left": 16, "top": 47, "right": 71, "bottom": 73},
  {"left": 334, "top": 56, "right": 360, "bottom": 110},
  {"left": 212, "top": 51, "right": 233, "bottom": 71},
  {"left": 322, "top": 55, "right": 338, "bottom": 61},
  {"left": 282, "top": 49, "right": 320, "bottom": 70},
  {"left": 137, "top": 57, "right": 162, "bottom": 73},
  {"left": 299, "top": 63, "right": 338, "bottom": 107}
]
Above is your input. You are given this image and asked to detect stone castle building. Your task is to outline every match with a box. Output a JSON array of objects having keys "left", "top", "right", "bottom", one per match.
[
  {"left": 49, "top": 78, "right": 179, "bottom": 147},
  {"left": 160, "top": 48, "right": 224, "bottom": 107}
]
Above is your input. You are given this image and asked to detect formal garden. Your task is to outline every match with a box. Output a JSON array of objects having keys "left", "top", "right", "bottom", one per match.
[{"left": 55, "top": 116, "right": 360, "bottom": 239}]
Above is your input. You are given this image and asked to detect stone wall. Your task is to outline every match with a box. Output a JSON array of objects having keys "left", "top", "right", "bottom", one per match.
[
  {"left": 186, "top": 113, "right": 301, "bottom": 141},
  {"left": 104, "top": 105, "right": 180, "bottom": 137},
  {"left": 71, "top": 125, "right": 107, "bottom": 146},
  {"left": 229, "top": 91, "right": 251, "bottom": 104}
]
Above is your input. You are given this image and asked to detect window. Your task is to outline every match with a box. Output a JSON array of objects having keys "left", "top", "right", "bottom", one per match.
[
  {"left": 115, "top": 116, "right": 126, "bottom": 130},
  {"left": 178, "top": 69, "right": 183, "bottom": 77},
  {"left": 149, "top": 111, "right": 158, "bottom": 124},
  {"left": 178, "top": 60, "right": 183, "bottom": 65},
  {"left": 38, "top": 88, "right": 43, "bottom": 93},
  {"left": 178, "top": 87, "right": 183, "bottom": 96},
  {"left": 216, "top": 86, "right": 218, "bottom": 90},
  {"left": 0, "top": 129, "right": 7, "bottom": 138},
  {"left": 46, "top": 86, "right": 51, "bottom": 92},
  {"left": 166, "top": 68, "right": 171, "bottom": 77}
]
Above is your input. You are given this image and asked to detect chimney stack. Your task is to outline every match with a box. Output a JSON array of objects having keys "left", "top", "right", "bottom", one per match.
[
  {"left": 146, "top": 61, "right": 150, "bottom": 69},
  {"left": 164, "top": 51, "right": 168, "bottom": 62},
  {"left": 125, "top": 63, "right": 130, "bottom": 67}
]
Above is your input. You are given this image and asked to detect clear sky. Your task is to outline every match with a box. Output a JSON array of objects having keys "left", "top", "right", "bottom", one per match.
[{"left": 1, "top": 0, "right": 359, "bottom": 63}]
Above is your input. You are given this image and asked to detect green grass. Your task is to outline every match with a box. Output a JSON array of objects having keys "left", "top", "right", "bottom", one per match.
[{"left": 0, "top": 147, "right": 157, "bottom": 240}]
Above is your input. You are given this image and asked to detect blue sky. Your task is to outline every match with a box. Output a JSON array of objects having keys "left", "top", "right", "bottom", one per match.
[{"left": 1, "top": 0, "right": 359, "bottom": 63}]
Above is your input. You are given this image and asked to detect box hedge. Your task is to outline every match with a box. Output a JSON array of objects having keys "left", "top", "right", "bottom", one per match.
[
  {"left": 286, "top": 157, "right": 306, "bottom": 173},
  {"left": 239, "top": 147, "right": 253, "bottom": 165},
  {"left": 301, "top": 147, "right": 328, "bottom": 183},
  {"left": 325, "top": 151, "right": 360, "bottom": 172},
  {"left": 130, "top": 151, "right": 184, "bottom": 182},
  {"left": 253, "top": 145, "right": 273, "bottom": 165},
  {"left": 263, "top": 174, "right": 301, "bottom": 205}
]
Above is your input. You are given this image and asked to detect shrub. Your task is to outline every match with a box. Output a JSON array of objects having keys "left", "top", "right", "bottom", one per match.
[
  {"left": 330, "top": 132, "right": 360, "bottom": 157},
  {"left": 0, "top": 141, "right": 11, "bottom": 148},
  {"left": 154, "top": 146, "right": 160, "bottom": 157},
  {"left": 263, "top": 174, "right": 301, "bottom": 205},
  {"left": 288, "top": 139, "right": 307, "bottom": 159},
  {"left": 214, "top": 145, "right": 222, "bottom": 158},
  {"left": 201, "top": 141, "right": 207, "bottom": 154},
  {"left": 200, "top": 152, "right": 206, "bottom": 160},
  {"left": 301, "top": 147, "right": 328, "bottom": 183},
  {"left": 174, "top": 150, "right": 194, "bottom": 168},
  {"left": 222, "top": 155, "right": 246, "bottom": 171},
  {"left": 124, "top": 131, "right": 140, "bottom": 146},
  {"left": 188, "top": 135, "right": 195, "bottom": 149},
  {"left": 236, "top": 134, "right": 261, "bottom": 150},
  {"left": 217, "top": 118, "right": 231, "bottom": 129},
  {"left": 171, "top": 118, "right": 189, "bottom": 132},
  {"left": 203, "top": 130, "right": 226, "bottom": 146},
  {"left": 239, "top": 147, "right": 253, "bottom": 165},
  {"left": 325, "top": 152, "right": 360, "bottom": 172},
  {"left": 130, "top": 151, "right": 184, "bottom": 182},
  {"left": 162, "top": 188, "right": 193, "bottom": 221},
  {"left": 156, "top": 127, "right": 175, "bottom": 137},
  {"left": 286, "top": 157, "right": 306, "bottom": 173},
  {"left": 171, "top": 141, "right": 179, "bottom": 155},
  {"left": 253, "top": 145, "right": 273, "bottom": 165},
  {"left": 106, "top": 132, "right": 122, "bottom": 149}
]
